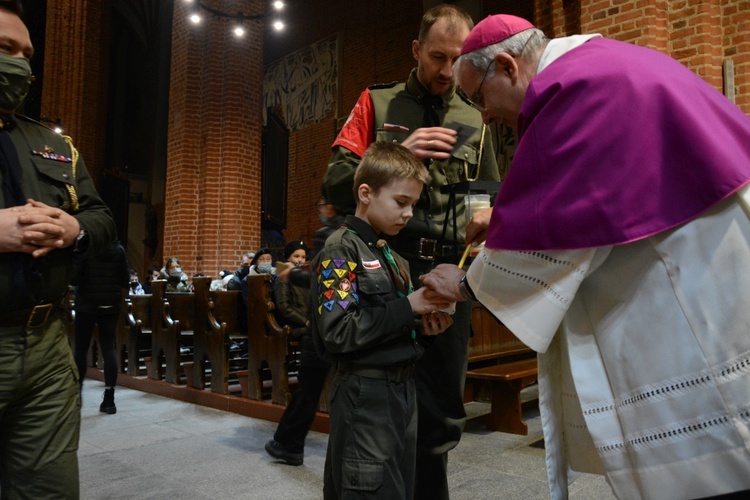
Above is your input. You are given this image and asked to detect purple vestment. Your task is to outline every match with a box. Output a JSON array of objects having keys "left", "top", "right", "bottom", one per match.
[{"left": 485, "top": 37, "right": 750, "bottom": 251}]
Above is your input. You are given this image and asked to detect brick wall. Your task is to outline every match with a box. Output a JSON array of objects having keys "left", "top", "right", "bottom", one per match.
[
  {"left": 38, "top": 1, "right": 750, "bottom": 270},
  {"left": 537, "top": 0, "right": 749, "bottom": 110},
  {"left": 164, "top": 0, "right": 265, "bottom": 277},
  {"left": 41, "top": 0, "right": 110, "bottom": 183}
]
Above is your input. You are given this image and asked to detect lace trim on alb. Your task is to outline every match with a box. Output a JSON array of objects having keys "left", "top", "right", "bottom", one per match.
[
  {"left": 582, "top": 351, "right": 750, "bottom": 418},
  {"left": 596, "top": 406, "right": 750, "bottom": 457},
  {"left": 578, "top": 351, "right": 750, "bottom": 455},
  {"left": 479, "top": 251, "right": 588, "bottom": 310}
]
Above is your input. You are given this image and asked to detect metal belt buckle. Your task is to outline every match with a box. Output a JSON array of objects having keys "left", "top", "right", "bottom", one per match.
[
  {"left": 418, "top": 238, "right": 437, "bottom": 261},
  {"left": 27, "top": 304, "right": 53, "bottom": 329}
]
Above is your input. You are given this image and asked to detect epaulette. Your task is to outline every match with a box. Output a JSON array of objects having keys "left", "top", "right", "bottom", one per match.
[
  {"left": 368, "top": 81, "right": 401, "bottom": 91},
  {"left": 15, "top": 114, "right": 52, "bottom": 130}
]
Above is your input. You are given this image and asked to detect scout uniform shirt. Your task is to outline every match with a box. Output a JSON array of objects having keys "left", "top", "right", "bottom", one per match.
[
  {"left": 311, "top": 215, "right": 424, "bottom": 367},
  {"left": 323, "top": 69, "right": 500, "bottom": 256}
]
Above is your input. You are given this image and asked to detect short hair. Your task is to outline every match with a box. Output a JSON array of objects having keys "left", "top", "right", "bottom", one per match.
[
  {"left": 0, "top": 0, "right": 23, "bottom": 16},
  {"left": 353, "top": 142, "right": 431, "bottom": 200},
  {"left": 418, "top": 4, "right": 474, "bottom": 44},
  {"left": 165, "top": 257, "right": 181, "bottom": 269}
]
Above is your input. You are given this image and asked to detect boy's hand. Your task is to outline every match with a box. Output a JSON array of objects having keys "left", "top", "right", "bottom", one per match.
[
  {"left": 407, "top": 286, "right": 450, "bottom": 314},
  {"left": 419, "top": 311, "right": 453, "bottom": 336}
]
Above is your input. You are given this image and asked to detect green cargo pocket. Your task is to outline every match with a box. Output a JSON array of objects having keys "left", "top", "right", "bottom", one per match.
[{"left": 342, "top": 458, "right": 383, "bottom": 492}]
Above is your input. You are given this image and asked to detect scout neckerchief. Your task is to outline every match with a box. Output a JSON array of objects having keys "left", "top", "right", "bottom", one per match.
[{"left": 346, "top": 227, "right": 416, "bottom": 339}]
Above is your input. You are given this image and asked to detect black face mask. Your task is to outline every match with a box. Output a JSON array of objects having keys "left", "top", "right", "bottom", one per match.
[
  {"left": 238, "top": 265, "right": 250, "bottom": 278},
  {"left": 0, "top": 52, "right": 32, "bottom": 113}
]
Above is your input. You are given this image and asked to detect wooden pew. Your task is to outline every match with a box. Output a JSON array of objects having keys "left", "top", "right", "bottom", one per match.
[
  {"left": 465, "top": 303, "right": 538, "bottom": 435},
  {"left": 469, "top": 302, "right": 533, "bottom": 366},
  {"left": 241, "top": 274, "right": 294, "bottom": 405},
  {"left": 148, "top": 280, "right": 194, "bottom": 384},
  {"left": 189, "top": 276, "right": 246, "bottom": 394},
  {"left": 119, "top": 292, "right": 153, "bottom": 376}
]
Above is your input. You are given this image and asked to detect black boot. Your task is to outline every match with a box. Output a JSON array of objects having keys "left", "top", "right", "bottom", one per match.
[{"left": 100, "top": 387, "right": 117, "bottom": 414}]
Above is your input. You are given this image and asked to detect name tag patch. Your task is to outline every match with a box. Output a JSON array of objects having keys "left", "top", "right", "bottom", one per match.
[{"left": 362, "top": 259, "right": 381, "bottom": 269}]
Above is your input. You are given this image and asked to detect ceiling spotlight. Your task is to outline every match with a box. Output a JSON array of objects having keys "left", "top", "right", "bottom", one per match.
[
  {"left": 273, "top": 1, "right": 284, "bottom": 11},
  {"left": 189, "top": 2, "right": 201, "bottom": 24},
  {"left": 273, "top": 19, "right": 284, "bottom": 31},
  {"left": 234, "top": 22, "right": 245, "bottom": 37}
]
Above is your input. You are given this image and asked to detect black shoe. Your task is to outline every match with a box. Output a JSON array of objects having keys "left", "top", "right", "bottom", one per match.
[
  {"left": 265, "top": 439, "right": 303, "bottom": 466},
  {"left": 100, "top": 388, "right": 117, "bottom": 415}
]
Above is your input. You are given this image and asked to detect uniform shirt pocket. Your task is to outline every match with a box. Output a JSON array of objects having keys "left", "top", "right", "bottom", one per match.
[
  {"left": 29, "top": 158, "right": 77, "bottom": 210},
  {"left": 356, "top": 267, "right": 393, "bottom": 296}
]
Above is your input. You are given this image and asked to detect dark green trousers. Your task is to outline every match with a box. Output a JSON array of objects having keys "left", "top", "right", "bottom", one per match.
[{"left": 0, "top": 315, "right": 80, "bottom": 500}]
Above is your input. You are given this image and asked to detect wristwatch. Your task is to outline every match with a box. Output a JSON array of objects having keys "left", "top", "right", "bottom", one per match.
[
  {"left": 72, "top": 229, "right": 88, "bottom": 253},
  {"left": 458, "top": 275, "right": 476, "bottom": 301}
]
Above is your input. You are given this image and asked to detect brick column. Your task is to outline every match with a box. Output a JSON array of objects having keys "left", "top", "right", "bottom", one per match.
[
  {"left": 722, "top": 1, "right": 750, "bottom": 110},
  {"left": 166, "top": 0, "right": 264, "bottom": 277},
  {"left": 41, "top": 0, "right": 110, "bottom": 183}
]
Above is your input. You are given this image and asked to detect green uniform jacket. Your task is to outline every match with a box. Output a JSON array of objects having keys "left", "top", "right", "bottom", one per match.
[
  {"left": 323, "top": 69, "right": 500, "bottom": 246},
  {"left": 1, "top": 115, "right": 116, "bottom": 309}
]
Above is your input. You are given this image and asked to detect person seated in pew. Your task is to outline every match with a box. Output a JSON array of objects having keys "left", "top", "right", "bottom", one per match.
[
  {"left": 159, "top": 257, "right": 190, "bottom": 293},
  {"left": 240, "top": 247, "right": 276, "bottom": 303},
  {"left": 226, "top": 252, "right": 254, "bottom": 291},
  {"left": 210, "top": 269, "right": 233, "bottom": 292},
  {"left": 142, "top": 265, "right": 160, "bottom": 294},
  {"left": 129, "top": 269, "right": 145, "bottom": 295}
]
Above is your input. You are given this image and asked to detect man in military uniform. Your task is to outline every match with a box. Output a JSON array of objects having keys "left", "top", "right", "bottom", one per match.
[
  {"left": 322, "top": 4, "right": 499, "bottom": 498},
  {"left": 0, "top": 1, "right": 116, "bottom": 497}
]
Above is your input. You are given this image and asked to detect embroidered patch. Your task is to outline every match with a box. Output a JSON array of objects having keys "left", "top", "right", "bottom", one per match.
[
  {"left": 318, "top": 255, "right": 360, "bottom": 314},
  {"left": 334, "top": 268, "right": 348, "bottom": 278},
  {"left": 362, "top": 259, "right": 381, "bottom": 269}
]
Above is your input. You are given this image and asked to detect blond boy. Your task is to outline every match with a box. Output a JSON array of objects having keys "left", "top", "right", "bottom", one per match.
[{"left": 312, "top": 142, "right": 452, "bottom": 499}]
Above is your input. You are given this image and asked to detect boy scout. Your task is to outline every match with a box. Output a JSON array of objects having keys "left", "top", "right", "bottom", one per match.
[
  {"left": 0, "top": 1, "right": 116, "bottom": 497},
  {"left": 322, "top": 6, "right": 500, "bottom": 496},
  {"left": 312, "top": 142, "right": 453, "bottom": 499}
]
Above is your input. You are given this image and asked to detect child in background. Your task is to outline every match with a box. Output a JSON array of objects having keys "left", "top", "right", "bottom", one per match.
[{"left": 311, "top": 142, "right": 453, "bottom": 499}]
